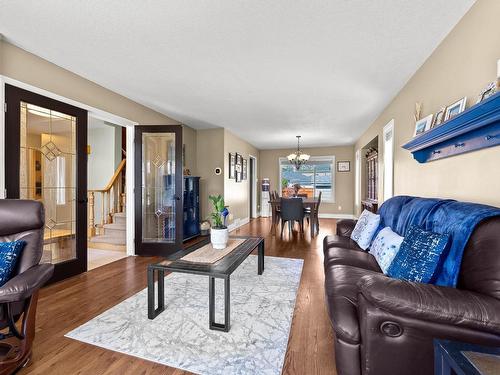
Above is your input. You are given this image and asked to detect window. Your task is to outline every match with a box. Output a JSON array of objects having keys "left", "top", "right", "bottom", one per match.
[{"left": 279, "top": 156, "right": 335, "bottom": 202}]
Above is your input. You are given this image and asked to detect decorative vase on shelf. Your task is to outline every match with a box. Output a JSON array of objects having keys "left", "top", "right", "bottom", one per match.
[{"left": 210, "top": 227, "right": 229, "bottom": 249}]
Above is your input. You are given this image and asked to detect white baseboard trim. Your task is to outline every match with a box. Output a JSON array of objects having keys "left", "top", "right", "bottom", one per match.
[
  {"left": 228, "top": 217, "right": 250, "bottom": 232},
  {"left": 318, "top": 213, "right": 356, "bottom": 219}
]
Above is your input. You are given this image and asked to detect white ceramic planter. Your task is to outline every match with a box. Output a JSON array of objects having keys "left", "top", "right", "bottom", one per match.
[{"left": 210, "top": 227, "right": 229, "bottom": 249}]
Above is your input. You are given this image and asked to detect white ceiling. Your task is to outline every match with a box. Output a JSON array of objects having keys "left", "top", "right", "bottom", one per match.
[{"left": 0, "top": 0, "right": 474, "bottom": 149}]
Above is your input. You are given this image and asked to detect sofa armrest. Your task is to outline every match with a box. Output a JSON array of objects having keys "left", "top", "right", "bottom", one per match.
[
  {"left": 0, "top": 263, "right": 54, "bottom": 303},
  {"left": 336, "top": 219, "right": 357, "bottom": 237},
  {"left": 358, "top": 273, "right": 500, "bottom": 335}
]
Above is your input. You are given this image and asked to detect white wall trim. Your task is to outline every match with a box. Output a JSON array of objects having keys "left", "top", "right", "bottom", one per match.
[
  {"left": 228, "top": 216, "right": 250, "bottom": 232},
  {"left": 249, "top": 154, "right": 258, "bottom": 218},
  {"left": 0, "top": 75, "right": 138, "bottom": 256},
  {"left": 382, "top": 119, "right": 395, "bottom": 203},
  {"left": 318, "top": 213, "right": 356, "bottom": 219}
]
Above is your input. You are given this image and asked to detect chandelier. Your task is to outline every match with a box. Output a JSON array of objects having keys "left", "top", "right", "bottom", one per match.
[{"left": 287, "top": 136, "right": 310, "bottom": 170}]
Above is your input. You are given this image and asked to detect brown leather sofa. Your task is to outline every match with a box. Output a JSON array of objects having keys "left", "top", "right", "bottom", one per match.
[
  {"left": 0, "top": 200, "right": 54, "bottom": 374},
  {"left": 324, "top": 218, "right": 500, "bottom": 375}
]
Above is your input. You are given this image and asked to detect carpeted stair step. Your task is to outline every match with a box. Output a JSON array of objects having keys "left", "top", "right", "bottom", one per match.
[
  {"left": 113, "top": 212, "right": 126, "bottom": 225},
  {"left": 89, "top": 235, "right": 126, "bottom": 246},
  {"left": 103, "top": 223, "right": 126, "bottom": 237}
]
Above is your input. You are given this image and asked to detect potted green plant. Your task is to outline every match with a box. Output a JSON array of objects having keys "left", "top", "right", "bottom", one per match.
[{"left": 209, "top": 194, "right": 229, "bottom": 249}]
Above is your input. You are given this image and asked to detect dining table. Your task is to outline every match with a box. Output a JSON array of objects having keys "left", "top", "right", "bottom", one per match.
[{"left": 268, "top": 197, "right": 320, "bottom": 237}]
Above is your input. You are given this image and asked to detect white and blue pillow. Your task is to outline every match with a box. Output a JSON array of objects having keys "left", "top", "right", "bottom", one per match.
[
  {"left": 387, "top": 226, "right": 449, "bottom": 284},
  {"left": 0, "top": 240, "right": 26, "bottom": 286},
  {"left": 369, "top": 227, "right": 404, "bottom": 273},
  {"left": 350, "top": 210, "right": 381, "bottom": 250}
]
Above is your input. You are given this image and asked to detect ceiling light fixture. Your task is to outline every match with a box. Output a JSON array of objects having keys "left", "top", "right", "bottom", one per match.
[{"left": 287, "top": 135, "right": 310, "bottom": 170}]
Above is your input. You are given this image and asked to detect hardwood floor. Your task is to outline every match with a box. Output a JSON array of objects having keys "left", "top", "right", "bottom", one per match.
[{"left": 20, "top": 217, "right": 337, "bottom": 375}]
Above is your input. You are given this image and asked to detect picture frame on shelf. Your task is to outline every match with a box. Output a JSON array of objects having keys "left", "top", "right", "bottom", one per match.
[
  {"left": 431, "top": 107, "right": 446, "bottom": 128},
  {"left": 228, "top": 153, "right": 236, "bottom": 179},
  {"left": 337, "top": 161, "right": 350, "bottom": 172},
  {"left": 444, "top": 97, "right": 467, "bottom": 121},
  {"left": 414, "top": 113, "right": 434, "bottom": 137},
  {"left": 476, "top": 82, "right": 496, "bottom": 103},
  {"left": 242, "top": 158, "right": 248, "bottom": 180}
]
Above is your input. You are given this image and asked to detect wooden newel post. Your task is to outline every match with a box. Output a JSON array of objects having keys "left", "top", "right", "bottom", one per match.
[{"left": 88, "top": 191, "right": 95, "bottom": 238}]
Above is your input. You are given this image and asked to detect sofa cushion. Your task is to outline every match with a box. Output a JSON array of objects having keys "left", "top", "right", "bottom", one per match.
[
  {"left": 0, "top": 240, "right": 25, "bottom": 286},
  {"left": 324, "top": 247, "right": 381, "bottom": 272},
  {"left": 350, "top": 210, "right": 380, "bottom": 250},
  {"left": 324, "top": 264, "right": 381, "bottom": 344},
  {"left": 369, "top": 226, "right": 404, "bottom": 273},
  {"left": 459, "top": 217, "right": 500, "bottom": 300},
  {"left": 387, "top": 226, "right": 449, "bottom": 284},
  {"left": 323, "top": 235, "right": 362, "bottom": 254}
]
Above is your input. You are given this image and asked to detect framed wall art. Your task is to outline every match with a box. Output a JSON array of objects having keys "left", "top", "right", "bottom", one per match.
[
  {"left": 242, "top": 158, "right": 248, "bottom": 180},
  {"left": 337, "top": 161, "right": 350, "bottom": 172},
  {"left": 229, "top": 153, "right": 236, "bottom": 179}
]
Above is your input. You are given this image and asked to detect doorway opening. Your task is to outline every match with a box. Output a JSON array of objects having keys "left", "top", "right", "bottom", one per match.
[
  {"left": 249, "top": 155, "right": 257, "bottom": 219},
  {"left": 360, "top": 136, "right": 379, "bottom": 214},
  {"left": 87, "top": 117, "right": 128, "bottom": 270}
]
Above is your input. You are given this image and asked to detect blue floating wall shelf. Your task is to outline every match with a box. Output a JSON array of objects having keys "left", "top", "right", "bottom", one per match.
[{"left": 402, "top": 91, "right": 500, "bottom": 163}]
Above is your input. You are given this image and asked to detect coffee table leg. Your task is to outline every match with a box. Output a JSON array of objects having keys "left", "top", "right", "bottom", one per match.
[
  {"left": 209, "top": 276, "right": 231, "bottom": 332},
  {"left": 258, "top": 240, "right": 265, "bottom": 275},
  {"left": 148, "top": 267, "right": 165, "bottom": 320}
]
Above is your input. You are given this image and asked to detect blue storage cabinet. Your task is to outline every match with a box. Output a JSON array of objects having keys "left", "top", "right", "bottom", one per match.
[{"left": 183, "top": 176, "right": 200, "bottom": 240}]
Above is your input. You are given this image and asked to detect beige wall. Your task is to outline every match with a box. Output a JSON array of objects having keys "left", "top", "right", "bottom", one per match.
[
  {"left": 259, "top": 146, "right": 354, "bottom": 216},
  {"left": 223, "top": 129, "right": 259, "bottom": 225},
  {"left": 182, "top": 125, "right": 197, "bottom": 174},
  {"left": 355, "top": 0, "right": 500, "bottom": 210},
  {"left": 196, "top": 128, "right": 225, "bottom": 220}
]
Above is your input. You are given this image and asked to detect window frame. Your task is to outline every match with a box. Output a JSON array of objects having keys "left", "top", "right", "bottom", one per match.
[{"left": 278, "top": 155, "right": 335, "bottom": 203}]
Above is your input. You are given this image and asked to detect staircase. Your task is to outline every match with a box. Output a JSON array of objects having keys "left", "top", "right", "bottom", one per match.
[
  {"left": 88, "top": 212, "right": 126, "bottom": 251},
  {"left": 88, "top": 159, "right": 127, "bottom": 251}
]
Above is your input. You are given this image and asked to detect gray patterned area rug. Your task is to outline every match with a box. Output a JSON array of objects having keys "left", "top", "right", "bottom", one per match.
[{"left": 66, "top": 255, "right": 303, "bottom": 374}]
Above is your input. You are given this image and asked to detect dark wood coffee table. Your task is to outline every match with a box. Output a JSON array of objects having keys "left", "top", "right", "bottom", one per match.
[{"left": 147, "top": 235, "right": 264, "bottom": 332}]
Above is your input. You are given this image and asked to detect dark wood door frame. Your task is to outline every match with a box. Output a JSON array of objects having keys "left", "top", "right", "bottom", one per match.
[
  {"left": 134, "top": 125, "right": 183, "bottom": 257},
  {"left": 5, "top": 84, "right": 88, "bottom": 283}
]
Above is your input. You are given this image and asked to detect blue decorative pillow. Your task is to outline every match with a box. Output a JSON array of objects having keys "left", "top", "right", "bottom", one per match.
[
  {"left": 0, "top": 240, "right": 26, "bottom": 286},
  {"left": 387, "top": 226, "right": 449, "bottom": 283},
  {"left": 350, "top": 210, "right": 381, "bottom": 250},
  {"left": 369, "top": 227, "right": 404, "bottom": 274}
]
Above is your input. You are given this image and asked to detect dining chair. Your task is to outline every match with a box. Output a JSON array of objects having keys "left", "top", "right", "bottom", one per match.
[
  {"left": 280, "top": 198, "right": 304, "bottom": 239},
  {"left": 305, "top": 191, "right": 322, "bottom": 234}
]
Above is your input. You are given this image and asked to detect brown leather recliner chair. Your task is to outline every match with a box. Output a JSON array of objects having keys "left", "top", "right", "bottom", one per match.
[
  {"left": 323, "top": 217, "right": 500, "bottom": 375},
  {"left": 0, "top": 200, "right": 54, "bottom": 374}
]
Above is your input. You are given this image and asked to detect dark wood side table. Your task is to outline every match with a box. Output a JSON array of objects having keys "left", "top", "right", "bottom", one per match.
[{"left": 434, "top": 339, "right": 500, "bottom": 375}]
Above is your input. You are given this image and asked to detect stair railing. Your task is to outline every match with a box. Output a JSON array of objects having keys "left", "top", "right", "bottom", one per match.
[{"left": 88, "top": 158, "right": 126, "bottom": 238}]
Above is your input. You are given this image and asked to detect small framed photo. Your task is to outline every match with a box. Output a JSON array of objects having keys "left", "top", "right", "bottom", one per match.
[
  {"left": 431, "top": 107, "right": 446, "bottom": 128},
  {"left": 337, "top": 161, "right": 350, "bottom": 172},
  {"left": 477, "top": 82, "right": 496, "bottom": 103},
  {"left": 242, "top": 159, "right": 248, "bottom": 180},
  {"left": 414, "top": 114, "right": 433, "bottom": 137},
  {"left": 235, "top": 153, "right": 242, "bottom": 173},
  {"left": 444, "top": 97, "right": 467, "bottom": 121},
  {"left": 228, "top": 153, "right": 236, "bottom": 179}
]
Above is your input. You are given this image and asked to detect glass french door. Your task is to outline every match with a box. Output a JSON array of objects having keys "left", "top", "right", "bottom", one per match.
[
  {"left": 5, "top": 84, "right": 88, "bottom": 283},
  {"left": 134, "top": 126, "right": 183, "bottom": 256}
]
